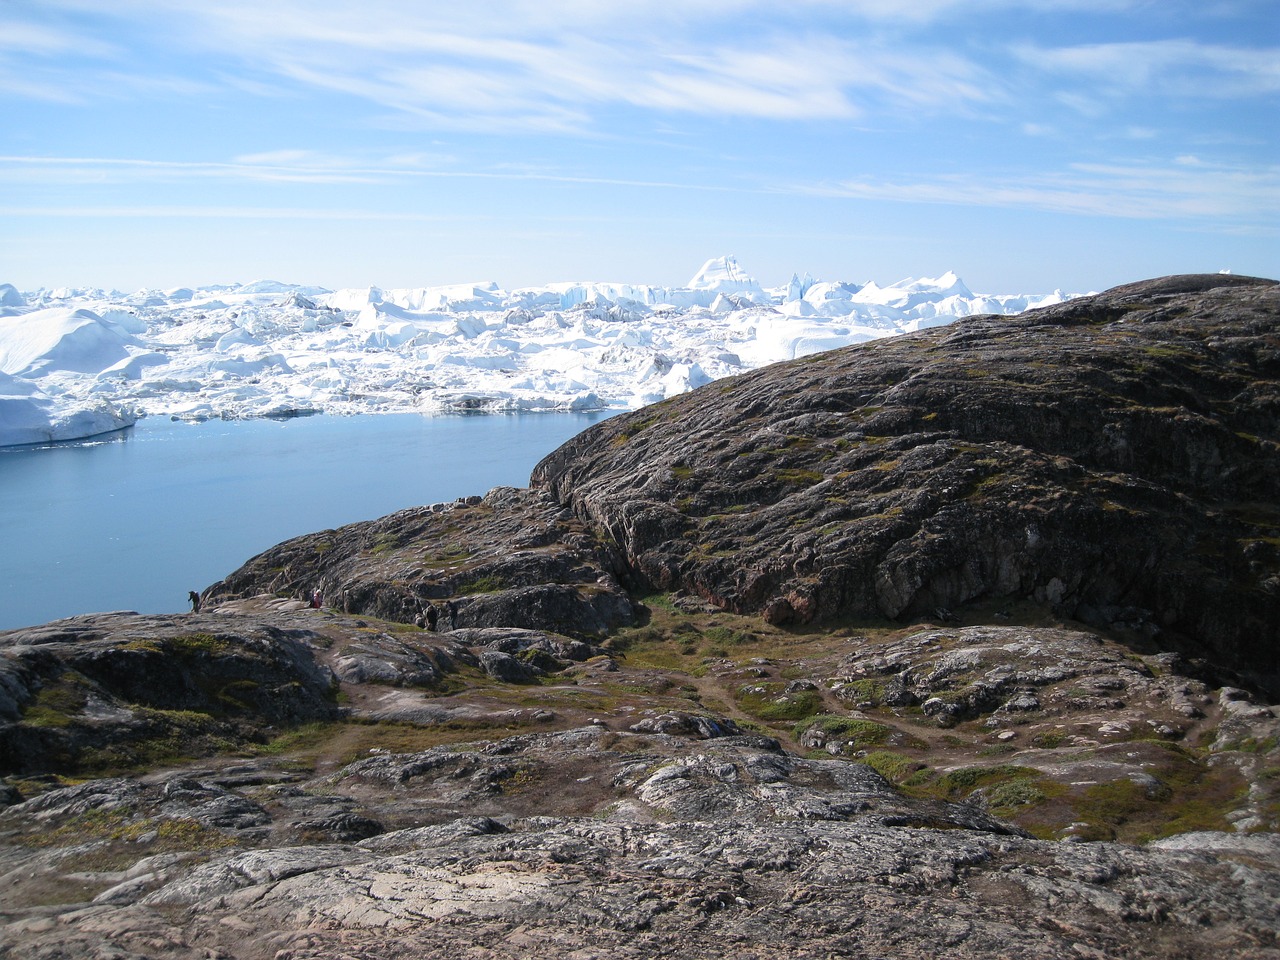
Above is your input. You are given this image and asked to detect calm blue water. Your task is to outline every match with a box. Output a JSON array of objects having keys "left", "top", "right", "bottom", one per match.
[{"left": 0, "top": 412, "right": 613, "bottom": 631}]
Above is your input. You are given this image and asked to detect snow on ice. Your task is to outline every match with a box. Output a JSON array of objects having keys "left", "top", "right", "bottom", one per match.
[{"left": 0, "top": 256, "right": 1072, "bottom": 447}]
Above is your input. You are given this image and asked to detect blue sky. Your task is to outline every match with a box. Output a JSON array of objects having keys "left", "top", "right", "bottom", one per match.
[{"left": 1, "top": 0, "right": 1276, "bottom": 293}]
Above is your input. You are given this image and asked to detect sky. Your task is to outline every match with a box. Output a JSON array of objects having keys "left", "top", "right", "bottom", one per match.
[{"left": 0, "top": 0, "right": 1277, "bottom": 294}]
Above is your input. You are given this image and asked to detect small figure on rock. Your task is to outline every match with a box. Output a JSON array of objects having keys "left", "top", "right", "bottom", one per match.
[
  {"left": 446, "top": 599, "right": 458, "bottom": 630},
  {"left": 310, "top": 588, "right": 323, "bottom": 609},
  {"left": 188, "top": 590, "right": 201, "bottom": 613},
  {"left": 425, "top": 602, "right": 439, "bottom": 631}
]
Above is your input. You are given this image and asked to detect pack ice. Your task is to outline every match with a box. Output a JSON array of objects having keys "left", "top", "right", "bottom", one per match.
[{"left": 0, "top": 260, "right": 1070, "bottom": 447}]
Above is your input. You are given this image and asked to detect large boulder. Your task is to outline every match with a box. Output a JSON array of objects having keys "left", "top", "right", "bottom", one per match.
[{"left": 0, "top": 612, "right": 339, "bottom": 776}]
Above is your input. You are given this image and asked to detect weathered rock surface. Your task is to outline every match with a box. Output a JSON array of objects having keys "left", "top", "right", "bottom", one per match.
[
  {"left": 535, "top": 274, "right": 1280, "bottom": 693},
  {"left": 134, "top": 823, "right": 1280, "bottom": 959},
  {"left": 0, "top": 726, "right": 1276, "bottom": 959}
]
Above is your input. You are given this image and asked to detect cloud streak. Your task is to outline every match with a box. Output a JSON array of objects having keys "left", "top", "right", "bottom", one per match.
[
  {"left": 5, "top": 1, "right": 1273, "bottom": 141},
  {"left": 2, "top": 2, "right": 1008, "bottom": 128},
  {"left": 1019, "top": 39, "right": 1280, "bottom": 99},
  {"left": 0, "top": 204, "right": 468, "bottom": 221},
  {"left": 807, "top": 157, "right": 1280, "bottom": 225},
  {"left": 7, "top": 150, "right": 1275, "bottom": 232},
  {"left": 0, "top": 154, "right": 757, "bottom": 193}
]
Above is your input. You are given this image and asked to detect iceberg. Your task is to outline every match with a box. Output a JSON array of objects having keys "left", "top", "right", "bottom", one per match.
[
  {"left": 0, "top": 259, "right": 1079, "bottom": 448},
  {"left": 0, "top": 307, "right": 135, "bottom": 378},
  {"left": 688, "top": 255, "right": 764, "bottom": 295},
  {"left": 0, "top": 371, "right": 136, "bottom": 445},
  {"left": 0, "top": 283, "right": 26, "bottom": 311}
]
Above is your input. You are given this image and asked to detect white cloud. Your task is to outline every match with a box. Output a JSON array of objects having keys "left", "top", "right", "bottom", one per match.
[
  {"left": 263, "top": 30, "right": 996, "bottom": 129},
  {"left": 4, "top": 1, "right": 1003, "bottom": 128},
  {"left": 0, "top": 154, "right": 754, "bottom": 194},
  {"left": 0, "top": 69, "right": 86, "bottom": 104},
  {"left": 11, "top": 0, "right": 1267, "bottom": 142},
  {"left": 0, "top": 19, "right": 118, "bottom": 57},
  {"left": 0, "top": 204, "right": 462, "bottom": 221},
  {"left": 803, "top": 157, "right": 1280, "bottom": 224},
  {"left": 1019, "top": 39, "right": 1280, "bottom": 99}
]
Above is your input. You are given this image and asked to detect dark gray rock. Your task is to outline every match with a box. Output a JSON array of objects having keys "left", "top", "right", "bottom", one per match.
[
  {"left": 452, "top": 626, "right": 602, "bottom": 663},
  {"left": 628, "top": 712, "right": 743, "bottom": 739},
  {"left": 330, "top": 634, "right": 471, "bottom": 687},
  {"left": 533, "top": 275, "right": 1280, "bottom": 695},
  {"left": 158, "top": 776, "right": 271, "bottom": 830},
  {"left": 292, "top": 811, "right": 385, "bottom": 841},
  {"left": 478, "top": 649, "right": 543, "bottom": 683},
  {"left": 0, "top": 612, "right": 340, "bottom": 776}
]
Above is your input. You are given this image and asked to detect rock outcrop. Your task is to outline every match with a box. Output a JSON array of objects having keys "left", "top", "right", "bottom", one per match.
[
  {"left": 203, "top": 485, "right": 638, "bottom": 639},
  {"left": 0, "top": 606, "right": 621, "bottom": 776},
  {"left": 534, "top": 274, "right": 1280, "bottom": 693},
  {"left": 0, "top": 612, "right": 341, "bottom": 775},
  {"left": 206, "top": 276, "right": 1278, "bottom": 691}
]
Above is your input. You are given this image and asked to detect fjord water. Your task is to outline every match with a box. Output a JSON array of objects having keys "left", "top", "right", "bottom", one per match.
[{"left": 0, "top": 411, "right": 614, "bottom": 631}]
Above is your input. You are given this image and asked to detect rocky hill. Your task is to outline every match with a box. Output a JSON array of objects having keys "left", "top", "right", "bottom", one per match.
[
  {"left": 534, "top": 273, "right": 1280, "bottom": 694},
  {"left": 1, "top": 275, "right": 1277, "bottom": 958}
]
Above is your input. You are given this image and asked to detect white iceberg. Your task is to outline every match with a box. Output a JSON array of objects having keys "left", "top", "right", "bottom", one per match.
[
  {"left": 0, "top": 371, "right": 136, "bottom": 445},
  {"left": 0, "top": 258, "right": 1079, "bottom": 448},
  {"left": 0, "top": 307, "right": 135, "bottom": 378}
]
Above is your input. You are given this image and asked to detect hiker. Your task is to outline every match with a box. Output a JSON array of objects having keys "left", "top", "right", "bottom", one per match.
[
  {"left": 425, "top": 602, "right": 439, "bottom": 631},
  {"left": 188, "top": 590, "right": 201, "bottom": 613},
  {"left": 310, "top": 588, "right": 322, "bottom": 609},
  {"left": 446, "top": 599, "right": 458, "bottom": 630}
]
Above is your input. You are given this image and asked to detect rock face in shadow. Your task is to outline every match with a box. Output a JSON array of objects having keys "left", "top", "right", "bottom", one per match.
[
  {"left": 533, "top": 275, "right": 1280, "bottom": 693},
  {"left": 0, "top": 606, "right": 624, "bottom": 777}
]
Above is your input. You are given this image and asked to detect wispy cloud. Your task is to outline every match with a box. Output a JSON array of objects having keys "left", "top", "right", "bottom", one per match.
[
  {"left": 1019, "top": 39, "right": 1280, "bottom": 99},
  {"left": 8, "top": 0, "right": 1269, "bottom": 142},
  {"left": 7, "top": 148, "right": 1277, "bottom": 228},
  {"left": 4, "top": 1, "right": 1006, "bottom": 129},
  {"left": 0, "top": 154, "right": 758, "bottom": 193},
  {"left": 804, "top": 157, "right": 1280, "bottom": 224},
  {"left": 0, "top": 18, "right": 118, "bottom": 58},
  {"left": 0, "top": 155, "right": 382, "bottom": 186},
  {"left": 0, "top": 204, "right": 466, "bottom": 221}
]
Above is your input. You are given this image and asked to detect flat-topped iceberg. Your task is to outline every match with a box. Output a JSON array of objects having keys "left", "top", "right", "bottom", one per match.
[{"left": 0, "top": 371, "right": 136, "bottom": 446}]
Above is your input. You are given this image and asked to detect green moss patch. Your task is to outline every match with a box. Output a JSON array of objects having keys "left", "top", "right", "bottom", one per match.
[
  {"left": 917, "top": 764, "right": 1041, "bottom": 801},
  {"left": 457, "top": 574, "right": 508, "bottom": 594},
  {"left": 795, "top": 715, "right": 892, "bottom": 746},
  {"left": 859, "top": 750, "right": 924, "bottom": 783},
  {"left": 21, "top": 676, "right": 91, "bottom": 728},
  {"left": 736, "top": 684, "right": 823, "bottom": 723}
]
